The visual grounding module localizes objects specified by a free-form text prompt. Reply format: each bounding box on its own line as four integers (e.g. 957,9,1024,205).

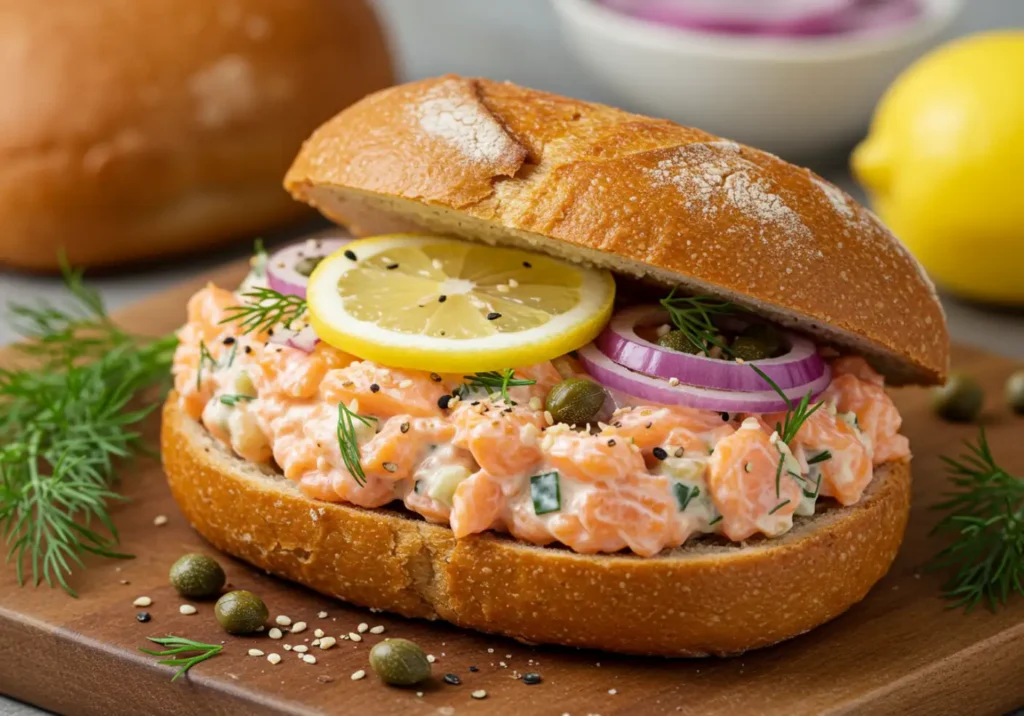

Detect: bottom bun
161,396,912,657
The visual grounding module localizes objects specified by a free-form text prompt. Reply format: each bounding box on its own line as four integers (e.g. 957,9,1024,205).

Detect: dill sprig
928,429,1024,613
139,635,224,681
219,287,307,335
659,288,734,356
336,402,377,487
454,369,537,405
1,262,177,596
749,364,824,497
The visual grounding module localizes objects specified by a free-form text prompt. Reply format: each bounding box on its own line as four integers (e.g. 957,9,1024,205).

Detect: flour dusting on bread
416,79,520,165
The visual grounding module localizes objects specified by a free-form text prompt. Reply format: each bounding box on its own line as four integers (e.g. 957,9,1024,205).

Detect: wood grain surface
1,259,1022,716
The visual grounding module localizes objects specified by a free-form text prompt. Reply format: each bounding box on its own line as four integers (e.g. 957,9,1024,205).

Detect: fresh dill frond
219,287,307,335
219,394,254,407
454,369,537,405
928,429,1024,613
139,635,224,681
659,288,734,356
1,263,177,596
749,364,824,497
336,402,377,487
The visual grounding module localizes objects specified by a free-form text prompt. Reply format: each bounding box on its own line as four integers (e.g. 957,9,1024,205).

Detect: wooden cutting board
2,259,1023,716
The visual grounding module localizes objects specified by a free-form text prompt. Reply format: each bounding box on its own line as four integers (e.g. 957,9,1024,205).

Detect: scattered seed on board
302,655,317,665
179,605,197,615
317,611,329,619
427,654,436,663
132,596,152,608
268,628,283,640
153,515,168,527
369,625,385,634
248,649,265,657
293,645,309,653
275,615,292,627
443,673,461,685
357,622,368,633
609,688,618,695
351,670,366,681
135,612,150,623
267,653,282,665
291,621,307,634
314,628,325,638
319,637,337,650
472,690,487,700
349,632,363,642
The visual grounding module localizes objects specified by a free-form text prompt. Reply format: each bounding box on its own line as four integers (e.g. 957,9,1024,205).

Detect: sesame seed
432,258,444,270
427,654,436,663
291,621,307,634
438,295,447,303
529,397,542,411
399,379,414,389
344,249,357,261
382,462,398,473
284,645,292,651
369,625,385,634
386,263,399,270
486,312,501,321
523,672,542,685
269,628,283,639
351,669,366,681
348,632,362,642
497,284,510,293
135,612,150,623
132,596,152,608
248,649,265,657
317,611,328,618
544,411,554,426
487,648,494,654
448,395,461,408
153,515,168,526
319,637,337,650
275,615,292,627
267,653,282,665
522,261,532,268
668,377,680,386
179,605,197,615
314,628,325,638
609,688,618,695
607,439,616,447
444,673,461,685
293,645,308,653
508,279,519,288
357,622,368,633
303,655,317,665
472,690,487,699
430,373,442,382
675,447,685,458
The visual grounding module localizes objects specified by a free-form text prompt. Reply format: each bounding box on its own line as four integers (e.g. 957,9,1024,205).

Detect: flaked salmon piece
707,423,801,541
824,373,910,465
605,405,736,467
542,431,646,486
506,361,565,403
450,470,506,538
451,401,545,477
772,409,873,505
831,356,884,386
321,361,450,418
251,343,354,400
360,417,454,483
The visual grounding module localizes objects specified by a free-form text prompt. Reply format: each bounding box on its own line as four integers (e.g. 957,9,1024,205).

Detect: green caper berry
214,590,268,635
1006,370,1024,415
731,336,774,362
294,256,324,277
736,324,784,358
169,553,226,599
368,638,431,686
656,330,699,354
931,372,984,422
544,378,609,426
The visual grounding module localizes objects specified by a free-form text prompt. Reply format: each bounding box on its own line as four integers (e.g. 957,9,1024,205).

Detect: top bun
0,0,393,271
285,76,948,385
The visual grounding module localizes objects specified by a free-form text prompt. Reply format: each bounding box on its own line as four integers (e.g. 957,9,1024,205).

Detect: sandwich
161,76,949,656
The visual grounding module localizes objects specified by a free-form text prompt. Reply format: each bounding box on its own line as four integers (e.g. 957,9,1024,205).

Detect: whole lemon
853,31,1024,304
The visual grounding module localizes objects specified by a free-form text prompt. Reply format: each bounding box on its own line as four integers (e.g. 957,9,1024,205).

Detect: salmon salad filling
172,277,910,558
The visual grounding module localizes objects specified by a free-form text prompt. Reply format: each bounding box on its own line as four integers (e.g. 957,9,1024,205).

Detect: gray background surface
1,1,1023,714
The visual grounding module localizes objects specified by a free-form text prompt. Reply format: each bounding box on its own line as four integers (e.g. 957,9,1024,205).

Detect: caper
731,324,784,361
214,590,268,635
368,638,431,686
545,378,608,426
931,372,984,422
169,553,226,599
656,330,699,354
294,255,324,277
1006,370,1024,415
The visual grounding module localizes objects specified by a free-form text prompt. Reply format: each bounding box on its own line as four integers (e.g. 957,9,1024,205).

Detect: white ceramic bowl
553,0,963,157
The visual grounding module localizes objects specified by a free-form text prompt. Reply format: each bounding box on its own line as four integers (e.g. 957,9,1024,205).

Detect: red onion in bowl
577,343,831,414
596,305,825,392
266,237,353,299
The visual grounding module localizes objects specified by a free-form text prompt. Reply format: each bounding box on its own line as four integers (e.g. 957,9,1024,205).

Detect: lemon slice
306,234,616,372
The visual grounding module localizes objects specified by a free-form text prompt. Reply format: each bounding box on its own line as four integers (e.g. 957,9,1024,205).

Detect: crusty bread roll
0,0,393,271
285,76,948,386
162,397,911,657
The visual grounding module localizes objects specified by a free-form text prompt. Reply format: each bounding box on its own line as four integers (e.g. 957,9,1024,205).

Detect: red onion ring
596,305,825,392
578,343,831,414
267,237,353,300
267,325,320,354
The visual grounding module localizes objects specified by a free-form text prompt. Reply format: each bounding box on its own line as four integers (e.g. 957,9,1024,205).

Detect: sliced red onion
578,343,831,414
597,305,824,392
267,325,320,354
266,237,353,299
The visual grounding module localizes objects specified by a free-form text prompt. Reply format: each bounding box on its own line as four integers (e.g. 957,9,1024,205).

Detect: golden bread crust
284,76,948,385
162,396,912,656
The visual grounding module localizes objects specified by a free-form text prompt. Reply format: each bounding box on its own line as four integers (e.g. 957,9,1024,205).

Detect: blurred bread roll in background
0,0,393,271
